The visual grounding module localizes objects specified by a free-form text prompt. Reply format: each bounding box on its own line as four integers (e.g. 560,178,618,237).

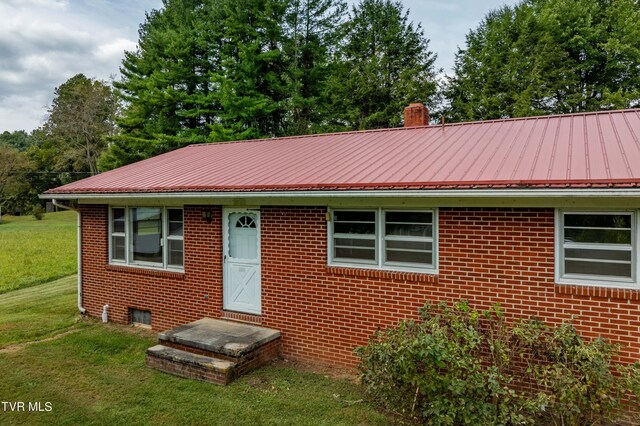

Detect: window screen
561,212,633,281
332,210,377,263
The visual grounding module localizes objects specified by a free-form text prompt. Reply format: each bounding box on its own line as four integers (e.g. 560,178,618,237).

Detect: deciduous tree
444,0,640,121
44,74,118,176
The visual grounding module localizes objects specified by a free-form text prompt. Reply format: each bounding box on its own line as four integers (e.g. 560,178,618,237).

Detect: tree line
2,0,639,214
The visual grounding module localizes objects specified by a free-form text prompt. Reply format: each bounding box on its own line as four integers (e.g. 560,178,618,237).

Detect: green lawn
0,211,77,293
0,278,390,425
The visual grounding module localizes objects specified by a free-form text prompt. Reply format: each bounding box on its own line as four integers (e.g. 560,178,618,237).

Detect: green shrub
32,204,45,220
356,300,640,426
356,301,536,425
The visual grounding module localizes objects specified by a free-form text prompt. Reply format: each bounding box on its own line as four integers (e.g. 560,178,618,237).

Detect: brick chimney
404,103,429,127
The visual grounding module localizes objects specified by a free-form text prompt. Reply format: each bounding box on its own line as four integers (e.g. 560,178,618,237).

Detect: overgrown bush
32,204,45,220
356,300,640,425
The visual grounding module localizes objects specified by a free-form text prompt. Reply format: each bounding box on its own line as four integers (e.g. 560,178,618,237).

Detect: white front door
223,209,261,314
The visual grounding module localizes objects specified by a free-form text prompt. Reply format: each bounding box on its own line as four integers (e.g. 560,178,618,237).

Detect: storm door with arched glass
223,209,261,314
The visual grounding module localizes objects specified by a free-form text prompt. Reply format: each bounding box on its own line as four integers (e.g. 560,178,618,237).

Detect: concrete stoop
146,318,281,385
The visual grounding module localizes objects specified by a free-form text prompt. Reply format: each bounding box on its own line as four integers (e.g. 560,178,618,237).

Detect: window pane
131,207,162,264
385,212,433,237
112,235,125,261
131,309,151,325
168,209,183,236
386,250,432,265
168,239,184,267
565,248,631,262
565,260,631,278
334,222,376,234
228,212,258,259
168,209,183,222
335,237,375,248
335,247,375,261
113,220,125,234
386,240,432,252
564,214,631,229
112,208,125,233
386,211,432,224
168,209,184,237
112,208,125,221
334,211,375,222
386,224,432,237
564,228,631,244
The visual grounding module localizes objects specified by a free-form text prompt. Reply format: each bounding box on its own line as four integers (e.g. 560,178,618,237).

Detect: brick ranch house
43,105,640,367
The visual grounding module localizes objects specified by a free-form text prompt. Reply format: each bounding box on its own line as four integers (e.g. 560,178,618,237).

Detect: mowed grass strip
0,211,77,293
0,280,390,426
0,275,81,349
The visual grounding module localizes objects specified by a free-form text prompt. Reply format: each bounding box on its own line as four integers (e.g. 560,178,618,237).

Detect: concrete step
158,318,280,359
149,318,281,384
146,344,236,385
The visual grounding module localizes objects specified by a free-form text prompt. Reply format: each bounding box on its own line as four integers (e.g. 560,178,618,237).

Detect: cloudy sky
0,0,517,133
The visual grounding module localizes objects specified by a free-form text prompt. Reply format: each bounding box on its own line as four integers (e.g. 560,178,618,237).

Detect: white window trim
109,206,184,272
555,209,639,289
328,207,438,274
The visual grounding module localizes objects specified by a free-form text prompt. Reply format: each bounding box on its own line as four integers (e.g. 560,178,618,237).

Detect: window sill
326,265,438,283
105,263,185,279
555,283,640,300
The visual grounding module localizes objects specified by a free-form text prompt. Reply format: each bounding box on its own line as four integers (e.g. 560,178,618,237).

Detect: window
167,209,184,268
384,211,434,267
330,209,436,272
109,207,184,270
333,210,377,264
130,308,151,327
557,211,636,287
111,208,126,262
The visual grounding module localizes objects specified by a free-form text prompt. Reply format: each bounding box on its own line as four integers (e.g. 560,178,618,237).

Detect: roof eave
40,187,640,201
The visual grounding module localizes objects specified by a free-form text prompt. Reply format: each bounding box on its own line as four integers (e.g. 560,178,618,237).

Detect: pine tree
283,0,347,134
208,0,290,141
327,0,437,130
102,0,220,168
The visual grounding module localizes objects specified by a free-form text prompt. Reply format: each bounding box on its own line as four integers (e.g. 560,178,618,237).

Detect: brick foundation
80,205,640,367
146,348,233,385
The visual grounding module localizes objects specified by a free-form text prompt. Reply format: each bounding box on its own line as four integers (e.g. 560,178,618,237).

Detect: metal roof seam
546,114,562,180
490,118,527,181
622,111,640,152
583,114,591,180
566,116,573,180
365,129,427,182
527,116,551,181
509,117,538,181
446,118,497,178
607,113,633,178
472,119,517,181
595,113,612,179
397,119,474,182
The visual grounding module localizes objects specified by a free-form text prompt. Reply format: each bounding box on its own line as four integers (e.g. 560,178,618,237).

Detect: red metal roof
46,109,640,195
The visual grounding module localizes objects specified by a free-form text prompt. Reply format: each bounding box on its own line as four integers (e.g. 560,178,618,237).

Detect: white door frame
222,207,261,314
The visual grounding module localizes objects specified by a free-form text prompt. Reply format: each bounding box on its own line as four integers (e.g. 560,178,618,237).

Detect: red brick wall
80,205,223,330
80,205,640,366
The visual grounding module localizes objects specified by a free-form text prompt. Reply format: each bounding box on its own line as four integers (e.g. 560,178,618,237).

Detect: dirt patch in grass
0,327,82,353
274,357,360,383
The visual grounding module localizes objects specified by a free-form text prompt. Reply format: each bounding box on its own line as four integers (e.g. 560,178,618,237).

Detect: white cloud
0,92,49,132
4,0,68,9
0,0,159,131
94,38,137,64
